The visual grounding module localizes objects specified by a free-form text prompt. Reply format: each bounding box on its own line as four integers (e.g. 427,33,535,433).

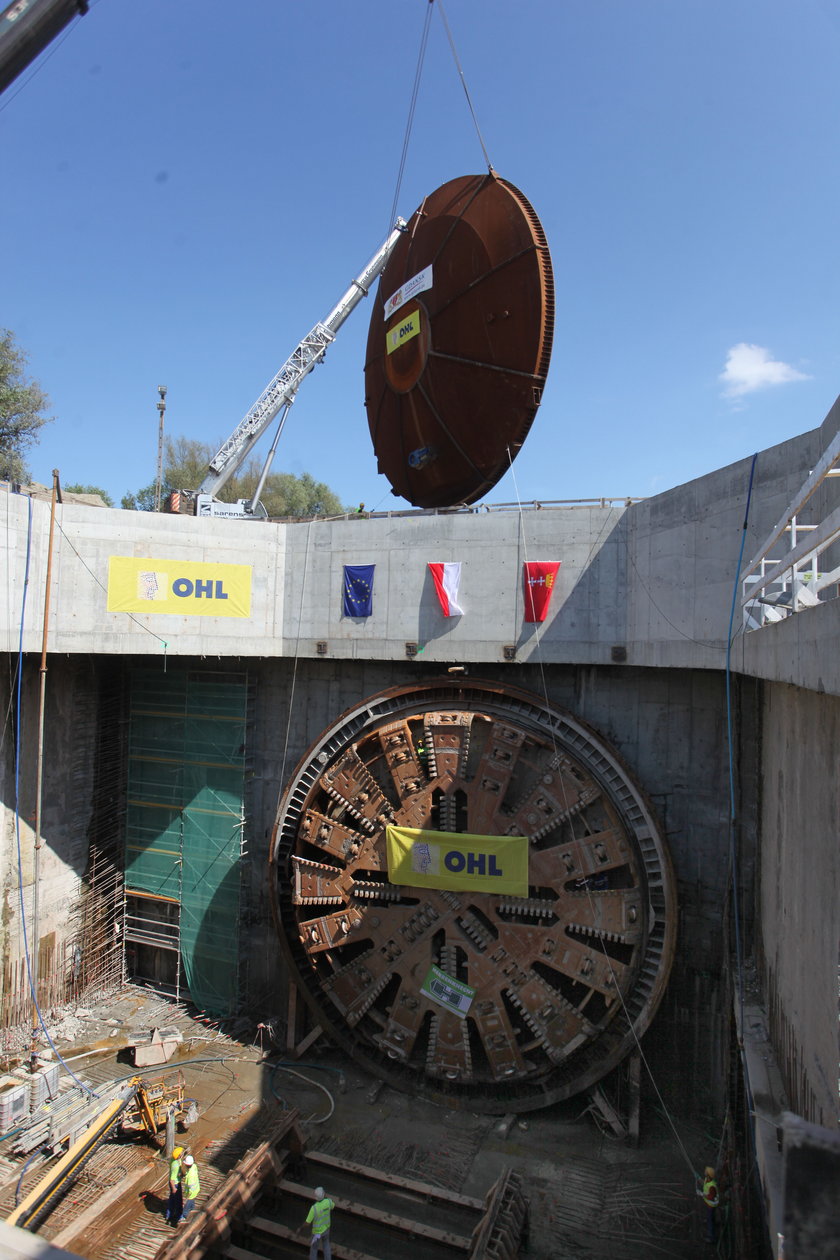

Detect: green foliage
0,329,52,482
122,482,164,512
259,470,346,519
122,436,347,517
64,482,115,507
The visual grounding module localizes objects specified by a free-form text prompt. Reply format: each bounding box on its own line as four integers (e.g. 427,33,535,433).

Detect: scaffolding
123,667,248,1016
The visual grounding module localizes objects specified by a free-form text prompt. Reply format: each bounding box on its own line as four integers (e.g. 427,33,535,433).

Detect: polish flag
428,562,464,616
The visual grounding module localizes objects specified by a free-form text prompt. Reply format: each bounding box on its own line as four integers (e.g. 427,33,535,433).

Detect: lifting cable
506,449,700,1184
387,0,435,233
278,517,315,796
436,0,493,171
388,0,494,236
724,452,757,1042
721,453,760,1185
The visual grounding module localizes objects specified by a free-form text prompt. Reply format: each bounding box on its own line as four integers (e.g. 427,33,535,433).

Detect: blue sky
3,0,839,510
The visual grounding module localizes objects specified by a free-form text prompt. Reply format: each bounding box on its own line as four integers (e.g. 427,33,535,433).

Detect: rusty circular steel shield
270,680,676,1112
364,174,555,508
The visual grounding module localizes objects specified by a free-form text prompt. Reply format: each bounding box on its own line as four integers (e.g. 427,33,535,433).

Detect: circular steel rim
364,173,555,509
270,679,676,1112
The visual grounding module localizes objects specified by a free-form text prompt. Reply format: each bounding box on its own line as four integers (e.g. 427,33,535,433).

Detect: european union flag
343,564,375,617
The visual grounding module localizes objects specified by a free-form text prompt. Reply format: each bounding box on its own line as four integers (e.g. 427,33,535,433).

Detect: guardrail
740,429,840,630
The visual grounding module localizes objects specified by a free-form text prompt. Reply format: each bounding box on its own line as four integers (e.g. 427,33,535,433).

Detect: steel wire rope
718,452,759,1235
277,516,314,798
520,469,746,1209
387,0,435,234
12,496,100,1097
615,509,727,649
724,452,757,1041
3,488,21,750
0,652,19,760
505,451,699,1184
0,0,106,116
51,514,169,651
436,0,493,171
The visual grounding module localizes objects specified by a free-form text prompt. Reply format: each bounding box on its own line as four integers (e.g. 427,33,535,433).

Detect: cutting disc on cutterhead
364,172,554,508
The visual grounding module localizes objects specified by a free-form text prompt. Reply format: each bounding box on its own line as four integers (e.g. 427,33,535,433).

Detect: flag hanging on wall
343,564,375,617
523,561,561,622
428,562,464,616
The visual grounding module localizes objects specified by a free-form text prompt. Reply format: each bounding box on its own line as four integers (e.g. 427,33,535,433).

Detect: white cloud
719,343,810,398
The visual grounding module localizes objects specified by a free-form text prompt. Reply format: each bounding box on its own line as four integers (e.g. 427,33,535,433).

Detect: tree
122,436,347,517
260,470,346,519
64,483,114,507
0,329,53,482
121,482,159,512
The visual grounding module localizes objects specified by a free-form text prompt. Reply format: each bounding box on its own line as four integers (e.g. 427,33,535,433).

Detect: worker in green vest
304,1186,335,1259
165,1145,183,1224
698,1165,719,1241
179,1153,200,1223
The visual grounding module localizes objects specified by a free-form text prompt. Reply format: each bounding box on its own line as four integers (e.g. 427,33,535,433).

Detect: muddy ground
0,985,721,1259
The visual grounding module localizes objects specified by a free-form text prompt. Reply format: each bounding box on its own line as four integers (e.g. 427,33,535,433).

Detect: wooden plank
292,1021,324,1058
268,1183,473,1250
233,1220,382,1260
306,1148,485,1210
589,1085,626,1139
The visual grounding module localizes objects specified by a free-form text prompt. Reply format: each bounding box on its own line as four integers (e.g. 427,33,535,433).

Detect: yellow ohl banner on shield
107,557,252,618
386,825,529,897
386,309,421,355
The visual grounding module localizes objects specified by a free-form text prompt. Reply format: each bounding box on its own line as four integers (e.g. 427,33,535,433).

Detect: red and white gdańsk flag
428,562,464,616
523,561,561,622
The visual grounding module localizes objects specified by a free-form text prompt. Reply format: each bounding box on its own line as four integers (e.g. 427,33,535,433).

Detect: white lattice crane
188,219,406,518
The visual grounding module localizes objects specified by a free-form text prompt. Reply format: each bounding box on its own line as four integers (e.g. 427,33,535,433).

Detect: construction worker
165,1145,183,1224
304,1186,335,1259
179,1153,200,1223
698,1165,719,1242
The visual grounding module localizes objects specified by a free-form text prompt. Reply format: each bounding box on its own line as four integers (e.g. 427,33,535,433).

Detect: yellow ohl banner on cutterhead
386,825,529,897
386,308,421,355
107,557,252,618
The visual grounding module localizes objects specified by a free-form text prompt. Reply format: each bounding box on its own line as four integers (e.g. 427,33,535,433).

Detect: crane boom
198,218,407,501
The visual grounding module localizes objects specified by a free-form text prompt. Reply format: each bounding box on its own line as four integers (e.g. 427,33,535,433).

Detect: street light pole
155,385,167,512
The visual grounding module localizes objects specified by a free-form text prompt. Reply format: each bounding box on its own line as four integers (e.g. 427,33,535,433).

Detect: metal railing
740,428,840,630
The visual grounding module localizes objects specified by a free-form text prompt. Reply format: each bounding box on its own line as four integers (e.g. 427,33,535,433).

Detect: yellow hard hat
704,1166,715,1178
172,1147,184,1158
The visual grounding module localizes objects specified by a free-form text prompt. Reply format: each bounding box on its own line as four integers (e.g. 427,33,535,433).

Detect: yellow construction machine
119,1070,197,1137
5,1072,197,1232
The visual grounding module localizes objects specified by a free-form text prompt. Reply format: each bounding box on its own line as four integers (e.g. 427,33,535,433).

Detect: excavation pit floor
0,985,720,1260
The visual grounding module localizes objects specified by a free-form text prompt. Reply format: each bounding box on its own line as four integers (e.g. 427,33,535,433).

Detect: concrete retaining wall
2,401,839,1141
756,681,840,1129
0,659,96,1025
0,415,834,691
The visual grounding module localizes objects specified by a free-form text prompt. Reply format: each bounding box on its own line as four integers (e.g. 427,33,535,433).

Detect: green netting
125,668,247,1016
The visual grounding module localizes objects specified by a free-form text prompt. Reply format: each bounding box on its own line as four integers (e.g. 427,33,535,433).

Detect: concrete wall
2,402,839,1147
756,681,840,1129
0,658,96,1023
0,415,832,689
2,644,745,1110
